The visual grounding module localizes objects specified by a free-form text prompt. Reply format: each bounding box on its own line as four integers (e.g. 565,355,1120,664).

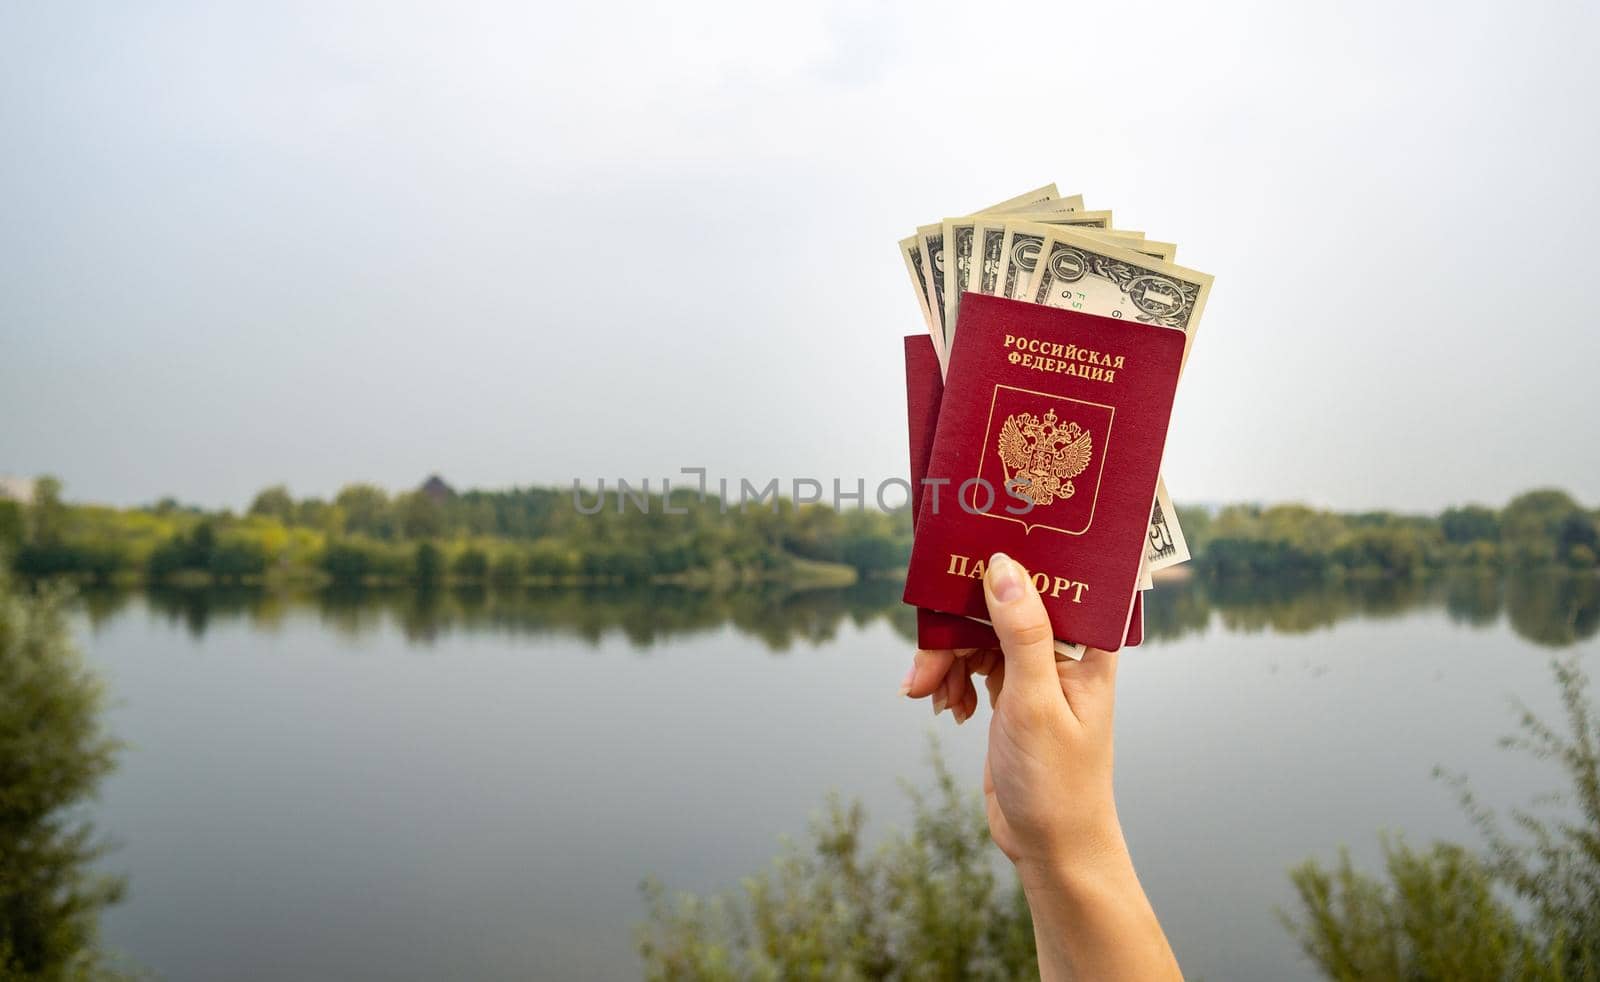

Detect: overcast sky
2,0,1596,512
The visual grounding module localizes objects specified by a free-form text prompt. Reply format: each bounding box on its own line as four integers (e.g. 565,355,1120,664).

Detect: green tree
25,477,64,548
396,492,444,540
247,485,296,522
334,484,395,539
289,497,343,537
1331,526,1427,576
1500,490,1584,566
0,572,129,978
318,542,372,586
1442,505,1500,545
0,501,23,560
1175,505,1214,554
413,542,443,586
1557,513,1599,568
451,548,489,581
207,538,267,582
489,553,522,587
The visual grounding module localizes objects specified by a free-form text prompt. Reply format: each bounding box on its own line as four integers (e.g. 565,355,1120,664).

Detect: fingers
936,666,962,717
982,552,1062,702
938,666,979,723
955,668,979,722
984,658,1005,709
901,647,996,723
968,648,1000,678
900,648,955,699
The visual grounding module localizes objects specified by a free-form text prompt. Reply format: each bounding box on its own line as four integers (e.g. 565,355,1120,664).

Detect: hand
898,552,1180,981
973,551,1123,878
898,553,1123,872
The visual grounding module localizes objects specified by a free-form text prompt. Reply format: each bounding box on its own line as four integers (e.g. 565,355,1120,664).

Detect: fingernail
898,663,916,698
932,689,948,716
955,706,968,726
988,552,1025,603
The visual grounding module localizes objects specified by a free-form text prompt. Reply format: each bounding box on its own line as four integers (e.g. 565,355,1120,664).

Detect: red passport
903,295,1181,651
903,332,1141,652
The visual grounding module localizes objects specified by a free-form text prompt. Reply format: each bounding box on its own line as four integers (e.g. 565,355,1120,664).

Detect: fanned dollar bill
1088,231,1176,262
1023,224,1214,369
994,213,1113,302
943,197,1091,339
914,223,949,352
907,185,1069,361
1147,478,1191,574
968,217,1116,299
898,235,937,338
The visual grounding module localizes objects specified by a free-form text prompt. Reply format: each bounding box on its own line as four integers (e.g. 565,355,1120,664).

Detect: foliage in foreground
1284,657,1600,981
636,749,1036,981
0,572,130,980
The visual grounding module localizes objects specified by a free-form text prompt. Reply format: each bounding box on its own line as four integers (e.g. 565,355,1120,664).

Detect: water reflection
75,572,1600,651
45,570,1600,981
1155,572,1599,648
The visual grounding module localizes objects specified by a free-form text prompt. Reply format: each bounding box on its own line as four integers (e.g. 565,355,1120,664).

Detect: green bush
1286,840,1561,981
526,541,580,580
0,573,128,977
317,537,411,586
636,748,1035,980
413,542,443,586
13,542,129,583
1286,657,1600,980
450,548,489,581
207,540,267,581
144,522,266,583
489,553,522,586
1442,505,1501,545
0,501,21,557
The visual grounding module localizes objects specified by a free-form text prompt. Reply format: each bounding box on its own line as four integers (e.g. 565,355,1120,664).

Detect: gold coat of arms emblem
997,408,1094,507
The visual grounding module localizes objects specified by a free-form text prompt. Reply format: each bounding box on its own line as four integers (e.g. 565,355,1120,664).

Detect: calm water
66,576,1600,981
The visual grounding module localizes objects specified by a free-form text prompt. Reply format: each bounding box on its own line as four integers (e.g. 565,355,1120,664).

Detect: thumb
982,552,1060,697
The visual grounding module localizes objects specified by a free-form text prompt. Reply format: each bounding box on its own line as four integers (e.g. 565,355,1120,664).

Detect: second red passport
903,294,1183,652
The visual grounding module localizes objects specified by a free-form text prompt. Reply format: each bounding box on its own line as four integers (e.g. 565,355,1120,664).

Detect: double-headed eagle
998,408,1093,507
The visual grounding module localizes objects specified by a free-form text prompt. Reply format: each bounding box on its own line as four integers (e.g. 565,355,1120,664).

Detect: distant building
419,475,456,504
0,476,36,502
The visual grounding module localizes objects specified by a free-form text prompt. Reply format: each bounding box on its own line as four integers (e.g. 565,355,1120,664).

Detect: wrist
1015,825,1135,905
1014,836,1178,982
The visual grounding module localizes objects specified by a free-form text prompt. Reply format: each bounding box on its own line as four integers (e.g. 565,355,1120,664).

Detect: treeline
1,477,1595,588
0,478,912,588
1176,488,1599,579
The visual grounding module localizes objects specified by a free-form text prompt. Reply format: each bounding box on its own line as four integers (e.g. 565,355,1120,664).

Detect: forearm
1019,849,1181,982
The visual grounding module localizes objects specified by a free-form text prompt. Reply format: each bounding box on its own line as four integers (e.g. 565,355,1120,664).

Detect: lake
66,575,1600,980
